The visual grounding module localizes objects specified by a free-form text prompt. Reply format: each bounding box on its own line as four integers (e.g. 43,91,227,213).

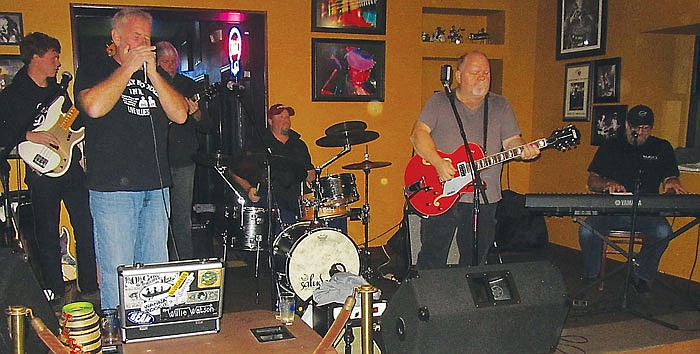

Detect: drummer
231,104,315,227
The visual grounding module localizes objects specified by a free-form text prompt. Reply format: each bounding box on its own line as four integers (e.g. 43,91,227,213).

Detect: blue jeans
90,188,170,310
169,164,195,260
578,215,671,282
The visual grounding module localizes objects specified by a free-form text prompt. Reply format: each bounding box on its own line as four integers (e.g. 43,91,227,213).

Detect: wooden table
122,310,332,354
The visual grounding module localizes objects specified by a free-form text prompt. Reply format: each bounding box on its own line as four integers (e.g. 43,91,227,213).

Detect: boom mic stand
442,69,489,266
619,131,678,329
227,85,285,309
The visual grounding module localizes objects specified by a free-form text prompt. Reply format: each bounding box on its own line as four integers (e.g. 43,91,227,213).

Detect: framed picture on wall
591,105,627,145
0,13,23,45
311,0,386,35
556,0,607,60
312,38,385,102
593,57,620,103
563,61,592,121
0,55,24,92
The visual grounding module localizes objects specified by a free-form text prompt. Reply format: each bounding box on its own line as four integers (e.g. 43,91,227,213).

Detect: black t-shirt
74,55,171,191
245,129,313,210
161,70,210,168
588,135,679,194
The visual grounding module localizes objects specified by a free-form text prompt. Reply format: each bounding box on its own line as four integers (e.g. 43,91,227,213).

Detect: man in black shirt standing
155,41,210,260
579,105,686,293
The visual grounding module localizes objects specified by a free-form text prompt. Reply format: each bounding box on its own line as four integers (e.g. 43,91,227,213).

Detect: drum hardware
342,147,392,280
196,154,275,305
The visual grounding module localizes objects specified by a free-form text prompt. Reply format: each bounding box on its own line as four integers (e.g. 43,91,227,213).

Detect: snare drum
231,207,268,251
298,193,348,221
273,222,360,301
318,173,359,206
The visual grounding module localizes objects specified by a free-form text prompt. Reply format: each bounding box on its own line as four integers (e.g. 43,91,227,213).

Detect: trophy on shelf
448,26,465,44
468,28,490,44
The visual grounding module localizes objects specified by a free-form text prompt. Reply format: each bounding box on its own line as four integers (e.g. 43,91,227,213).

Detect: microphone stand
443,84,489,266
228,86,282,309
620,131,677,329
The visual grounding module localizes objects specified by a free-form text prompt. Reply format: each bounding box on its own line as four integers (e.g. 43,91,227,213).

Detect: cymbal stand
358,149,376,280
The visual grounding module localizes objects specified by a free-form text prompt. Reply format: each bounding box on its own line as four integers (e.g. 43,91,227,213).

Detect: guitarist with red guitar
0,32,99,311
408,51,542,270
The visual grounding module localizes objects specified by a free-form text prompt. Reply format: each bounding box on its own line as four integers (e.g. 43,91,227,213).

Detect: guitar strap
483,93,489,154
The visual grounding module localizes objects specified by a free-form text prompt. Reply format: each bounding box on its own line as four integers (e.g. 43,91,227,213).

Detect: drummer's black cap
267,104,295,119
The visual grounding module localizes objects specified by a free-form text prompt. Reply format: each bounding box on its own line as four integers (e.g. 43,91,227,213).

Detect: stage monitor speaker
380,261,568,354
0,248,58,354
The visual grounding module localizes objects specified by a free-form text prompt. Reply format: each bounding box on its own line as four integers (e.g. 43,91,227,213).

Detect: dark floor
220,242,700,353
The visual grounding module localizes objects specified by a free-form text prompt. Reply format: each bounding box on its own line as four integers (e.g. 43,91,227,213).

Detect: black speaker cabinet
380,261,568,354
0,248,58,354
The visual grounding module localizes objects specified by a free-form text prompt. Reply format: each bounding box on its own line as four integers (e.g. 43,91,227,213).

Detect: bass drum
273,222,360,301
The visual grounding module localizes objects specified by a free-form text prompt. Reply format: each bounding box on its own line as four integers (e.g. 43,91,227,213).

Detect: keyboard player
579,105,686,295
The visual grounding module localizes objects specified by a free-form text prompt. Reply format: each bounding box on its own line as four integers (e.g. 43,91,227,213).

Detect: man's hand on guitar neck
185,97,201,121
504,135,540,161
26,131,59,149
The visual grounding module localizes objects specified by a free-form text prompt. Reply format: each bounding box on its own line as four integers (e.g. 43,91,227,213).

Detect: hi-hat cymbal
325,121,368,136
193,152,235,167
316,130,379,147
342,160,392,170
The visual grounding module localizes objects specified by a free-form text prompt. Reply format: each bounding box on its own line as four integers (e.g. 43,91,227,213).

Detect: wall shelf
422,7,505,46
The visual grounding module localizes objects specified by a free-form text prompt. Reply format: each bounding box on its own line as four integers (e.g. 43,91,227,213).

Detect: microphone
440,64,453,88
58,71,73,91
226,80,246,93
631,130,639,138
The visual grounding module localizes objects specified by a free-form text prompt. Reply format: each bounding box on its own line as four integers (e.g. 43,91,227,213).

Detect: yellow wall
3,0,699,281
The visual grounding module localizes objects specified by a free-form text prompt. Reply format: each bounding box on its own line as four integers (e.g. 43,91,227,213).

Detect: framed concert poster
312,38,385,102
0,55,24,92
591,105,627,145
563,61,592,121
0,13,23,45
556,0,607,60
311,0,386,35
593,57,620,103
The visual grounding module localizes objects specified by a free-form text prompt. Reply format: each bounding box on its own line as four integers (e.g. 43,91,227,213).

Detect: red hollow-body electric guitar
404,125,580,217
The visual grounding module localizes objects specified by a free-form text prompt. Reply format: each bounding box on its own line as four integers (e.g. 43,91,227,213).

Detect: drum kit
194,120,391,304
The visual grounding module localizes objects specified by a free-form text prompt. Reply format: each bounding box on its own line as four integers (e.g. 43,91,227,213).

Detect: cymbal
193,152,235,167
325,121,368,136
316,130,379,147
232,151,308,184
342,160,392,170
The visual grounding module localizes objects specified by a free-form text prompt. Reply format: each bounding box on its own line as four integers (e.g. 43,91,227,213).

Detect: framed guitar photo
311,0,386,35
556,0,607,60
563,61,593,121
